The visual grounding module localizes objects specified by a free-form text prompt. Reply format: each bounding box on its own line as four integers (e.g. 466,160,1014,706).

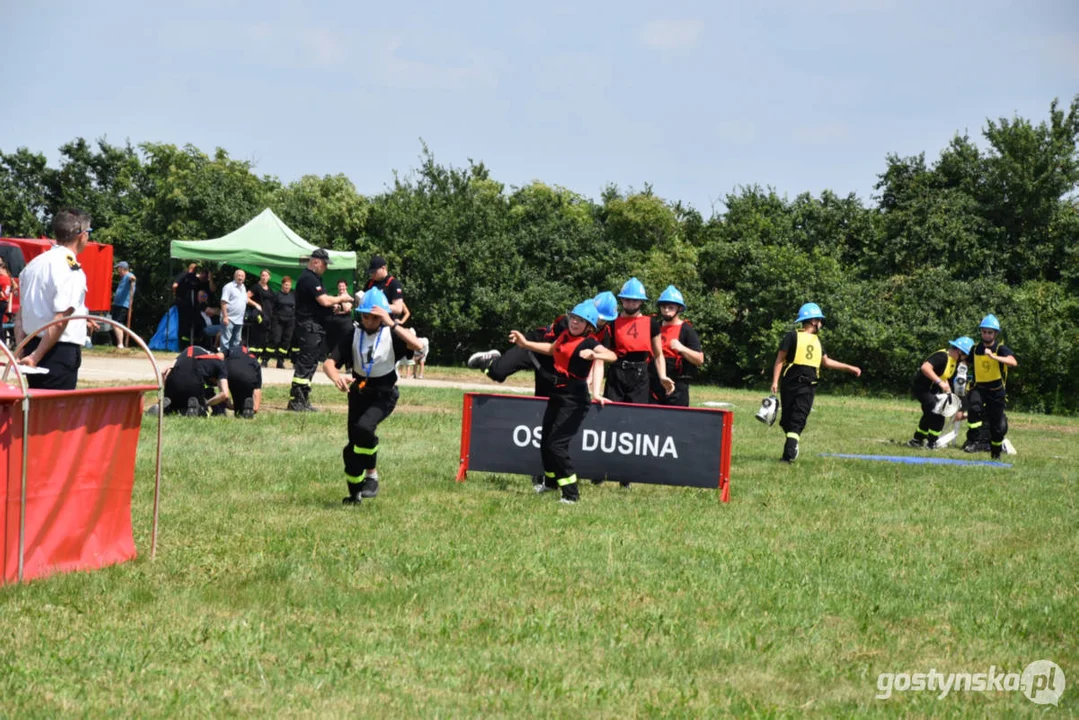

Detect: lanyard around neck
359,327,384,377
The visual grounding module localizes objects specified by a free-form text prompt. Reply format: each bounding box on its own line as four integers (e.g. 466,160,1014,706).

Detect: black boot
287,384,307,412
343,481,362,505
782,437,799,463
302,384,319,412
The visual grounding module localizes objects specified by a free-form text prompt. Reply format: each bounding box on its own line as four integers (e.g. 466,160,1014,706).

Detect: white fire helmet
755,395,778,426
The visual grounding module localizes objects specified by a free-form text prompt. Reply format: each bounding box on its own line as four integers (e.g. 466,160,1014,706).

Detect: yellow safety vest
938,350,957,381
973,345,1005,386
785,331,822,374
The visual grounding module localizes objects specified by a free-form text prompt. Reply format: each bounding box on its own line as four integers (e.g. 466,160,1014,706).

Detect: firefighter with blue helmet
770,302,862,462
650,285,704,406
907,336,974,449
323,287,426,505
599,277,657,405
963,314,1017,459
507,300,617,504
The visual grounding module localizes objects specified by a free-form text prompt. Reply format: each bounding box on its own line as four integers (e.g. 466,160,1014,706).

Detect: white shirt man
14,208,91,390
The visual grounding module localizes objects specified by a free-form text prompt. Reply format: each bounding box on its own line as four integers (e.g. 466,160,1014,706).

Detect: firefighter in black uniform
507,301,616,504
225,344,263,418
963,314,1018,459
247,269,275,366
288,249,352,412
907,336,974,449
271,275,296,368
601,277,658,405
364,255,409,322
649,285,705,407
770,303,862,463
323,288,425,505
163,346,229,416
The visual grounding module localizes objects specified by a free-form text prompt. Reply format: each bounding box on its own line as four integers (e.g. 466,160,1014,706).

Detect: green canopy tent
169,208,357,292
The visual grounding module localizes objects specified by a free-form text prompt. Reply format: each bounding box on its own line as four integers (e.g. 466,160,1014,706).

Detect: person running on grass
323,288,426,505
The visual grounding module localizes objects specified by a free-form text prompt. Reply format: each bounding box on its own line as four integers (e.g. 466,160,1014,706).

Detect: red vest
612,315,652,356
552,331,588,379
659,321,688,372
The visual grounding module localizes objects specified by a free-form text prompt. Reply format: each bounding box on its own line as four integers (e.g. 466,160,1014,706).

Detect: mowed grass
1,377,1076,717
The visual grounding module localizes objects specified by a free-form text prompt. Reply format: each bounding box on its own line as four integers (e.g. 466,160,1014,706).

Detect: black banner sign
456,393,732,500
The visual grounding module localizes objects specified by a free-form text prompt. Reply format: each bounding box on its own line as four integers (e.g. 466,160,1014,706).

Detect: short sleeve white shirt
18,246,88,345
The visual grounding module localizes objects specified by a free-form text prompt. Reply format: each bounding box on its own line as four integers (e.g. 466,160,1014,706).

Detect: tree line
2,97,1077,413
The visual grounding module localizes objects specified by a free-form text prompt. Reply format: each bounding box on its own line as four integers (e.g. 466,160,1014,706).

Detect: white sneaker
534,483,554,494
559,497,577,505
467,349,501,370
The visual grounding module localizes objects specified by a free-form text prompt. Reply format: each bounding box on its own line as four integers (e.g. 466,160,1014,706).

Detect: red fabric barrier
1,384,152,583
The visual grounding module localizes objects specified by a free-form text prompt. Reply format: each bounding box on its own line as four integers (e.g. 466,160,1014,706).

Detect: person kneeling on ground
770,303,862,463
225,344,263,419
162,346,229,417
323,288,426,505
507,300,617,505
907,336,973,449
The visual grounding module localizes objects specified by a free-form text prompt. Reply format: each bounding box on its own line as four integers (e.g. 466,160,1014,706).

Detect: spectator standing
111,261,136,348
220,269,255,354
247,269,275,366
271,275,296,369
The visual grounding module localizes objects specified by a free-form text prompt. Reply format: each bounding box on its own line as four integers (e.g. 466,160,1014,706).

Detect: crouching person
163,346,229,416
323,288,425,505
908,337,973,449
225,345,263,418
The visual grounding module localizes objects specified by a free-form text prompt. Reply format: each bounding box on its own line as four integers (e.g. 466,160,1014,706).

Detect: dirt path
76,353,530,393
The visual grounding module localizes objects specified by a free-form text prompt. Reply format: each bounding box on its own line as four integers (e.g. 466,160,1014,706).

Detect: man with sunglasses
13,208,92,389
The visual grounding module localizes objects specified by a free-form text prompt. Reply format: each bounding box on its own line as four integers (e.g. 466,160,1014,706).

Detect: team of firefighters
157,251,1018,506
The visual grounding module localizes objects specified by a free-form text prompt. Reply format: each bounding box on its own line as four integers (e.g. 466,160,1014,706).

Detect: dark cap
310,248,330,262
366,255,387,273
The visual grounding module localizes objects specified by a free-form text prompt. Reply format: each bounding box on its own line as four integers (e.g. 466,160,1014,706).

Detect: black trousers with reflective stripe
291,319,325,383
247,316,271,359
914,391,947,437
540,385,589,500
965,386,1007,445
271,315,295,359
343,384,398,476
779,381,815,436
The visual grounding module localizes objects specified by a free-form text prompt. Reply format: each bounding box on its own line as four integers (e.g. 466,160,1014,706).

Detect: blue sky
2,0,1077,215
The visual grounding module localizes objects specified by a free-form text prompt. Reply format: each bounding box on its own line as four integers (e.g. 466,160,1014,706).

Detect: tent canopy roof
169,208,356,272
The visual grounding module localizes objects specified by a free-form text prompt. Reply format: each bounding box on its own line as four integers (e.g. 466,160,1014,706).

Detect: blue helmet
569,300,600,329
796,302,825,323
593,291,618,322
949,336,975,356
618,277,648,301
657,285,686,310
979,314,1001,332
356,287,390,315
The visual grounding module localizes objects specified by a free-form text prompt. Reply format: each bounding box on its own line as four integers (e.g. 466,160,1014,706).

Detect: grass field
1,375,1076,717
